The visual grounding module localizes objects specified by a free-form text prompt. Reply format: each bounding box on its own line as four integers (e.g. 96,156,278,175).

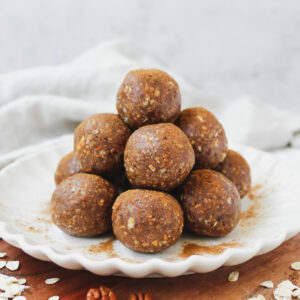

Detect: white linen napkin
0,40,299,169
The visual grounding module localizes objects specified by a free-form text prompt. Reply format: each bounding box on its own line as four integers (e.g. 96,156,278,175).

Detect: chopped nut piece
86,286,116,300
128,292,152,300
148,164,156,172
6,261,19,271
45,278,60,285
291,261,300,271
0,253,7,258
260,281,274,289
127,218,135,230
228,271,239,282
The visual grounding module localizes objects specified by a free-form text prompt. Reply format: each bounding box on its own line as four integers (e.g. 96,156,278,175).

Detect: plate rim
0,140,299,278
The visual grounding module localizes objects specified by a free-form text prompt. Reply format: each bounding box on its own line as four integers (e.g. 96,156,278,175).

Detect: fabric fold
0,40,299,169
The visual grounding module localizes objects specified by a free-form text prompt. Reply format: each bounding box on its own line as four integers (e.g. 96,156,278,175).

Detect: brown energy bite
178,169,241,237
54,151,80,185
112,189,184,253
176,107,228,169
74,113,131,177
215,150,251,198
116,69,181,129
51,173,118,237
124,123,195,191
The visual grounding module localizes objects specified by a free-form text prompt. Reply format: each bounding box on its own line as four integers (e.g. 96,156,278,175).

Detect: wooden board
0,234,299,300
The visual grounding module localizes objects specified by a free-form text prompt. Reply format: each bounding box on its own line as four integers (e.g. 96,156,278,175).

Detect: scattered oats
0,261,6,269
45,278,60,285
248,296,265,300
293,288,300,298
6,261,19,271
0,274,28,299
260,281,274,289
45,278,60,284
18,279,26,285
227,197,232,205
127,218,135,230
228,271,239,282
13,296,26,300
0,253,6,258
48,297,60,300
274,280,300,300
291,262,300,271
197,146,202,152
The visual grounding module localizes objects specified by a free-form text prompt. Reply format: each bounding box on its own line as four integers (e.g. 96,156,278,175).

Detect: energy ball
74,113,131,177
116,69,181,129
176,107,228,169
54,151,80,185
124,123,195,191
112,189,184,253
51,173,118,237
178,169,240,237
215,150,251,198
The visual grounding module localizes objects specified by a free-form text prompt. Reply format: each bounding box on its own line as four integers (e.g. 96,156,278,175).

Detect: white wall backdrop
0,0,299,111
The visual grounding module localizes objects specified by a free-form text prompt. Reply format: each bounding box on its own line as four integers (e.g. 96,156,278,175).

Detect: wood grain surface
0,234,299,300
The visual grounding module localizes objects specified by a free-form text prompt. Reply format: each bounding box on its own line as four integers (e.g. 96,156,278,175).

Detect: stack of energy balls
52,69,251,253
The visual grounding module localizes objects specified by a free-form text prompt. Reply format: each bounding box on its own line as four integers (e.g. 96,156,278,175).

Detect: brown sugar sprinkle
15,219,44,234
27,226,42,234
179,241,240,258
88,238,117,257
40,201,52,215
36,217,52,224
248,184,263,201
128,292,152,300
240,184,264,227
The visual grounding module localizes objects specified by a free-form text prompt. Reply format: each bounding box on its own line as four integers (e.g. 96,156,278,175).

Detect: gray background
0,0,299,112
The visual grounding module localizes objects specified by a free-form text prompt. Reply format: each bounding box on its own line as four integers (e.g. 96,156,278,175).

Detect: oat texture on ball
215,150,251,198
74,113,131,177
112,189,184,253
54,151,80,185
124,123,195,191
51,173,118,237
176,107,228,169
116,69,181,129
178,169,241,237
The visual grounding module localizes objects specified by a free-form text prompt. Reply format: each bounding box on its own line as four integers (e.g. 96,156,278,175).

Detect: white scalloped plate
0,138,299,278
